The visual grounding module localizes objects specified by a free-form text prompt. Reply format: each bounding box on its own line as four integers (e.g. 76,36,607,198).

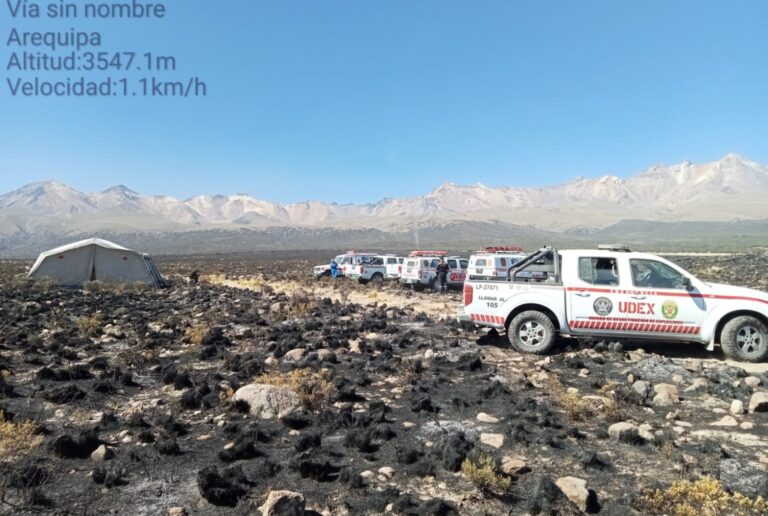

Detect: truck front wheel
508,310,556,355
721,315,768,362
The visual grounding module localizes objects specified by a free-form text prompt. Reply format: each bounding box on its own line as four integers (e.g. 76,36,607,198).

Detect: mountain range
2,153,768,257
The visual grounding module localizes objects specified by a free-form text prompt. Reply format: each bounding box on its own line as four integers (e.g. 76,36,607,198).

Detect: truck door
621,258,705,336
447,259,465,285
567,256,622,333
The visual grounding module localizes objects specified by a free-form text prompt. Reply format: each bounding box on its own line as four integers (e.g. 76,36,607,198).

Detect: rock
283,349,306,362
652,383,680,406
631,380,649,397
745,376,762,388
90,445,114,462
555,476,595,513
719,459,768,499
424,349,435,359
741,421,755,430
386,309,396,319
232,384,301,419
476,412,499,423
167,508,187,516
316,349,336,362
377,466,395,479
711,415,738,427
480,433,505,449
349,340,362,354
270,302,283,313
608,422,641,443
730,399,745,415
264,356,278,367
501,456,528,475
684,377,710,392
258,490,305,516
748,392,768,413
637,424,655,441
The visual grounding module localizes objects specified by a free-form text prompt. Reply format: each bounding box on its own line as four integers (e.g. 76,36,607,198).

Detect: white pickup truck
458,246,768,362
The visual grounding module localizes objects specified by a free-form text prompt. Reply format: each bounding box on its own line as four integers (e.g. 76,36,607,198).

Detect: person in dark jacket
435,258,449,293
330,259,339,279
189,270,200,285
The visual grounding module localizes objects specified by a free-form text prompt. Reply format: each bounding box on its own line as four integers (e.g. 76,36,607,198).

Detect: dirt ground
0,254,767,515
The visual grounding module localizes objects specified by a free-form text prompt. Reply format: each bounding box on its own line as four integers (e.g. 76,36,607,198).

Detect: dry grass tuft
636,477,767,516
548,376,621,422
185,322,210,345
461,454,512,494
0,411,42,462
76,314,103,338
255,368,335,410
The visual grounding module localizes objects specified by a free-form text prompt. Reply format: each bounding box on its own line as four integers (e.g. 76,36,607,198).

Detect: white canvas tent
27,238,165,287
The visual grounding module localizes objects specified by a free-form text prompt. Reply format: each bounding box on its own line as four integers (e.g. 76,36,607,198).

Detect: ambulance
399,251,468,291
312,251,377,278
467,246,528,280
458,245,768,362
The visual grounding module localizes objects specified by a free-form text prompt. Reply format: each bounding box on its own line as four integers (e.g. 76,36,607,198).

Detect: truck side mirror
682,277,693,291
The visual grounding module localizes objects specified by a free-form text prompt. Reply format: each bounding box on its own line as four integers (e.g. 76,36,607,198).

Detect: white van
467,246,527,280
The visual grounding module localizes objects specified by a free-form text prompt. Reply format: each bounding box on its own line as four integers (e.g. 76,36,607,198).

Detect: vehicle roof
558,249,666,261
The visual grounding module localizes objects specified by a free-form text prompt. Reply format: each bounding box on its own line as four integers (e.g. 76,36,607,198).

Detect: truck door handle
575,292,591,297
631,295,646,300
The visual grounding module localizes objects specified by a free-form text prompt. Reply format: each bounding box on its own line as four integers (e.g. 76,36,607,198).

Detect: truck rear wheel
371,273,384,284
721,315,768,362
508,310,556,355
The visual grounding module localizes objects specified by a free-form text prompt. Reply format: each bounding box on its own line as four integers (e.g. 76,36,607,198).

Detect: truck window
387,258,397,265
429,259,440,268
447,259,458,269
579,257,619,285
474,258,487,267
499,258,506,267
630,259,685,289
406,260,417,268
511,250,557,283
460,259,468,269
423,260,430,268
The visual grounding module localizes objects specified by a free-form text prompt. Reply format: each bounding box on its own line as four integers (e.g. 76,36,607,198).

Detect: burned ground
0,254,767,515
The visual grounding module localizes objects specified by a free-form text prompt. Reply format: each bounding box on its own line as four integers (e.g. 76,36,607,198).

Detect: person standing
330,259,339,279
435,258,449,293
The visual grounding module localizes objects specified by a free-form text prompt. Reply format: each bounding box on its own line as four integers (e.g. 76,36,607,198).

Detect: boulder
501,456,528,475
233,384,301,419
631,380,649,397
258,490,305,516
90,444,114,462
476,412,499,423
745,376,762,388
730,399,745,415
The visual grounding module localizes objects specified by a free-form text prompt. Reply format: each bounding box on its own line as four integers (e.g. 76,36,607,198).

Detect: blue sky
1,0,766,204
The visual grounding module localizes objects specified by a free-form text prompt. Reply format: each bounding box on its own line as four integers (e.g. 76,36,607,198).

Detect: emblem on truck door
593,297,613,316
661,300,679,320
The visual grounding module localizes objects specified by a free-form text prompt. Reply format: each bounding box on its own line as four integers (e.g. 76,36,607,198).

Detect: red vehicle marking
566,287,768,305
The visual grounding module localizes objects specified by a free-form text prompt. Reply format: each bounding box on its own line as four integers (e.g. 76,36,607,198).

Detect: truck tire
371,273,384,284
721,315,768,362
413,283,424,292
508,310,556,355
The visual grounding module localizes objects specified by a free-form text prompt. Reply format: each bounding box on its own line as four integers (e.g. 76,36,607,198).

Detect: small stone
748,392,768,413
730,400,745,415
556,476,594,512
671,374,685,385
632,380,649,397
349,340,362,354
653,383,680,406
476,412,499,423
386,309,396,319
608,422,640,442
740,421,755,430
90,445,113,462
579,368,590,377
501,456,527,475
480,433,504,448
283,349,306,362
402,421,416,429
258,490,305,516
378,466,395,479
167,508,187,516
745,376,762,388
264,356,278,367
711,415,739,427
638,424,655,441
360,470,374,479
566,387,579,395
424,349,435,359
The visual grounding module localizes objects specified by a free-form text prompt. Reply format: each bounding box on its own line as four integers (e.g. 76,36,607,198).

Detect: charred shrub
434,432,474,472
92,465,127,487
197,465,249,507
49,430,101,459
42,384,86,404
